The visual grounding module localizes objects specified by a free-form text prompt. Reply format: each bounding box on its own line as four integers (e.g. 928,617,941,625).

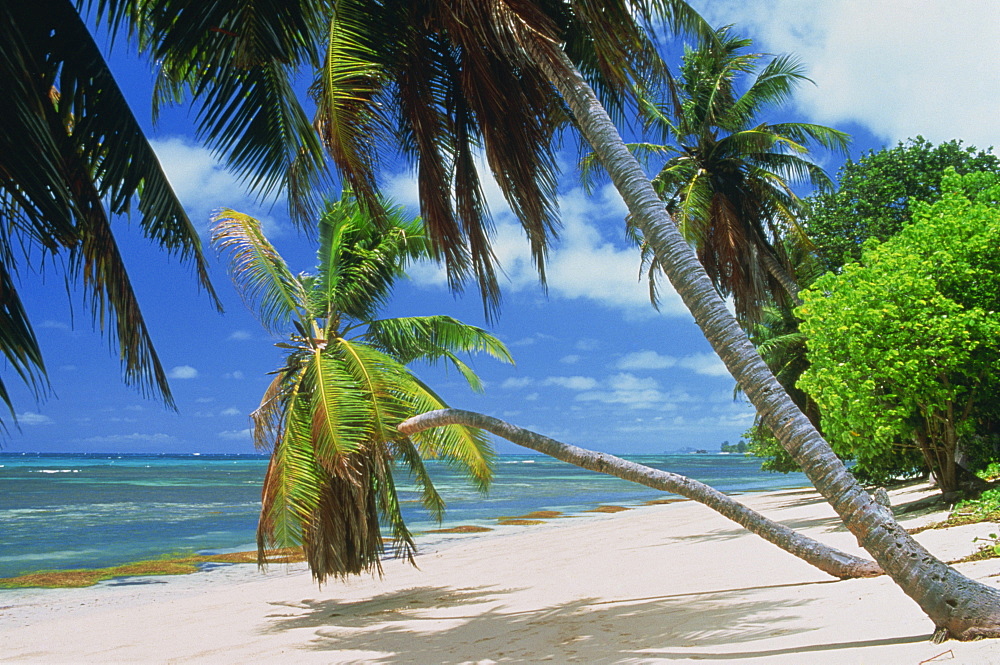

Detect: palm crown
211,192,512,582
627,27,849,321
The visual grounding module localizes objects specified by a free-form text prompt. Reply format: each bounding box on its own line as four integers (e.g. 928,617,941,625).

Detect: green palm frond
313,0,390,221
258,377,321,554
302,347,371,462
127,0,329,223
390,436,446,519
211,209,308,333
363,316,513,368
316,193,426,323
1,0,221,416
406,375,494,490
332,338,412,441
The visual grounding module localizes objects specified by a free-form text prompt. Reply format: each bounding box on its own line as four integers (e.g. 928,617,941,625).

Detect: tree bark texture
399,408,883,579
522,40,1000,640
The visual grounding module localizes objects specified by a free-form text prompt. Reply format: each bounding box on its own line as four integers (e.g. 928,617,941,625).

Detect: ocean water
0,452,809,579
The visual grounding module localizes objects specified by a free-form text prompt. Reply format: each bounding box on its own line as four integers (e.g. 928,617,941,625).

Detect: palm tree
297,2,1000,638
211,192,512,583
85,0,1000,639
0,0,220,421
618,27,849,321
399,408,883,579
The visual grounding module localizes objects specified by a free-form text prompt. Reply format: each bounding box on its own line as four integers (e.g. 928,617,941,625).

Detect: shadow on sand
260,578,928,663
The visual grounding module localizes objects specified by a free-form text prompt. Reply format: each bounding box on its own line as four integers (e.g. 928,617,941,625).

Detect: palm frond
406,375,494,491
303,347,370,463
390,436,446,520
313,0,390,221
136,0,329,223
316,194,426,323
211,209,308,333
363,315,513,368
333,337,411,441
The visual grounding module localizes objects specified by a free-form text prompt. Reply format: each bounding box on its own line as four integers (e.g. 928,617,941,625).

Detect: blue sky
6,2,1000,454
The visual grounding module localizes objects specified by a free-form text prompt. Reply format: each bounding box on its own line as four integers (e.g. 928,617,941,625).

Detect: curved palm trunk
527,42,1000,640
399,408,882,579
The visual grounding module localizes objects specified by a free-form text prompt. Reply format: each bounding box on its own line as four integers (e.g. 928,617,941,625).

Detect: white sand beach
3,482,1000,664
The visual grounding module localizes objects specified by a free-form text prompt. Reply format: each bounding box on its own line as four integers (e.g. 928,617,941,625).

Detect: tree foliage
212,192,512,582
797,170,1000,492
0,0,220,423
804,136,1000,271
604,26,848,322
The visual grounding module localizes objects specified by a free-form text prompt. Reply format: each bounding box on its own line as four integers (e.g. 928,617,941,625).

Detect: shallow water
0,452,809,578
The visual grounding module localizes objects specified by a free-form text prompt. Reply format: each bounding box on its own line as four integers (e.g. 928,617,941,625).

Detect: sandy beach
3,482,1000,664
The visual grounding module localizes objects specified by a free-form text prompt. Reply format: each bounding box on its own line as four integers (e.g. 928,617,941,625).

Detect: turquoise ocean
0,453,809,579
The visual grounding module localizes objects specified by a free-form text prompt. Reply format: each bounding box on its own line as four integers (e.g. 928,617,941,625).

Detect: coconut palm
300,3,1000,638
71,0,1000,639
619,27,849,321
0,0,220,421
211,192,512,583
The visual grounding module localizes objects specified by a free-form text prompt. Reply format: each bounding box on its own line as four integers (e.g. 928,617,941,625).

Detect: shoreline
3,483,1000,663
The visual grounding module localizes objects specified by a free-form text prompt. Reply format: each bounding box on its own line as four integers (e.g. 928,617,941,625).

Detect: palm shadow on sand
261,579,929,663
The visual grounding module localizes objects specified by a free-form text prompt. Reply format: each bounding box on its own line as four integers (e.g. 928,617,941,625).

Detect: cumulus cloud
17,411,53,426
559,354,581,364
150,137,286,236
227,330,253,341
615,350,677,370
220,407,242,416
692,0,1000,150
576,374,664,409
385,161,688,316
168,365,199,380
543,376,600,391
501,377,534,389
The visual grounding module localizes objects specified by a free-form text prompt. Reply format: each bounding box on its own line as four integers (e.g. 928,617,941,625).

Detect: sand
3,482,1000,663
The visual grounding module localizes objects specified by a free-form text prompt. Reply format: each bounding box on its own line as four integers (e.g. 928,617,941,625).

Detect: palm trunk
399,408,882,579
526,41,1000,640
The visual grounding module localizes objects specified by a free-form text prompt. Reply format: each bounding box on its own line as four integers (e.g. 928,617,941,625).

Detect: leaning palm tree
296,4,1000,640
613,27,849,321
93,0,1000,639
0,0,220,421
211,192,512,583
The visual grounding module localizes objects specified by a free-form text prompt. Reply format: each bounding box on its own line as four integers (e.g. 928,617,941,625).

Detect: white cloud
227,330,253,341
543,376,600,391
678,353,729,377
168,365,199,380
693,0,1000,150
150,137,286,236
501,377,534,389
224,371,245,380
386,160,688,316
40,320,69,330
570,373,700,412
559,354,581,364
615,350,677,370
220,407,242,416
18,411,53,426
218,429,252,441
